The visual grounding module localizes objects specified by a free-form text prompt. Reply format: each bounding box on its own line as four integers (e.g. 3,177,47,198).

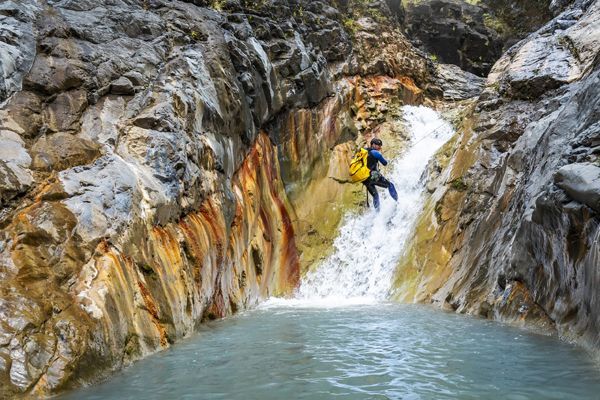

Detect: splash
293,106,455,306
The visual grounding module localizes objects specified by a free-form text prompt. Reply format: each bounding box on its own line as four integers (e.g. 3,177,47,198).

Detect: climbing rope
409,121,450,147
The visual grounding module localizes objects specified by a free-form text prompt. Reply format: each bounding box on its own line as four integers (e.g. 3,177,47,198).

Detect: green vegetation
338,0,390,36
209,0,268,11
210,0,226,10
189,30,200,41
449,177,468,191
488,81,501,93
293,5,308,24
240,0,268,10
343,17,361,36
483,13,510,37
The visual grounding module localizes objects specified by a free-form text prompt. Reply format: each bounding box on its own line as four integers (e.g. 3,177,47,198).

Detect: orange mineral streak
53,128,301,388
355,75,423,109
398,76,423,96
232,132,300,295
279,89,353,183
85,247,168,354
137,280,169,347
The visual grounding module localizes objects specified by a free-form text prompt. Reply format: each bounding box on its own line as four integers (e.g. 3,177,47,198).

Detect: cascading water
295,105,454,304
64,105,600,400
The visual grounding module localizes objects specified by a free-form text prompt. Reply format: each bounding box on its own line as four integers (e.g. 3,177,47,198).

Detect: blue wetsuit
367,150,387,170
363,148,398,209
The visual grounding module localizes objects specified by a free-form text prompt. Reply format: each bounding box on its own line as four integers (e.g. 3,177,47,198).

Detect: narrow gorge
0,0,599,398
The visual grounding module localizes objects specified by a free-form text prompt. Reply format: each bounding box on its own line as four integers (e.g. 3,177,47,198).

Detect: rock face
0,1,40,101
555,163,600,213
403,0,559,76
394,0,600,349
0,0,434,397
481,0,555,47
431,63,485,100
3,0,597,396
404,0,504,76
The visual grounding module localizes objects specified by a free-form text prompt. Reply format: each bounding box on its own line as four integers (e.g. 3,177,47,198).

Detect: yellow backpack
349,148,371,183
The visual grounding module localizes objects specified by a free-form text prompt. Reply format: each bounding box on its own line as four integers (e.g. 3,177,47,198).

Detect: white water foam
273,106,455,308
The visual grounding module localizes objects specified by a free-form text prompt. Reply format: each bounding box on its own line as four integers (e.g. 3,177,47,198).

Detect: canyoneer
349,138,398,210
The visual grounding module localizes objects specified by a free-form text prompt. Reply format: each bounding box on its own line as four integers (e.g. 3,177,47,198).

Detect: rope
409,122,450,147
361,121,450,208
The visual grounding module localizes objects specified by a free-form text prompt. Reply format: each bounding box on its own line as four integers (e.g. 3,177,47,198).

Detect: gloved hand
370,170,381,180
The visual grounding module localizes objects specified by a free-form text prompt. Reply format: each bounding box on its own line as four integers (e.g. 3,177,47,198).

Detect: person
363,138,398,210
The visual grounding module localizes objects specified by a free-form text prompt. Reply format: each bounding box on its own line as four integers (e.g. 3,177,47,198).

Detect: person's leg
373,175,390,189
373,176,398,201
364,181,380,210
388,182,398,201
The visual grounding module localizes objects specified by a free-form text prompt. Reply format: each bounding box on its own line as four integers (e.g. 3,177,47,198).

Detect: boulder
433,63,485,100
30,133,101,172
43,89,89,132
110,77,135,95
0,91,42,138
504,36,581,99
23,56,89,95
488,1,599,100
555,162,600,212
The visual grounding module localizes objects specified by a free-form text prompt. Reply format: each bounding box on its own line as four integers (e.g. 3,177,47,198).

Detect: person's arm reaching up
370,150,388,166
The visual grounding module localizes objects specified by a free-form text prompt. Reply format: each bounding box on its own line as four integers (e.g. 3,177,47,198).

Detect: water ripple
62,304,600,400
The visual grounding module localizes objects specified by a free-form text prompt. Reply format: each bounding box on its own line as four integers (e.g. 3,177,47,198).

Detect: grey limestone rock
418,0,600,352
110,77,135,95
434,63,485,100
488,0,600,100
555,163,600,212
0,1,40,102
0,1,436,396
404,0,503,76
0,130,33,205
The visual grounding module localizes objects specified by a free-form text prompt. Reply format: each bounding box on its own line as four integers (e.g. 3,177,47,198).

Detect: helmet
370,138,383,146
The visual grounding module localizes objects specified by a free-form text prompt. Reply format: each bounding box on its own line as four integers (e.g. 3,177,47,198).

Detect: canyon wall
402,0,558,76
0,0,434,397
394,0,600,350
2,0,597,397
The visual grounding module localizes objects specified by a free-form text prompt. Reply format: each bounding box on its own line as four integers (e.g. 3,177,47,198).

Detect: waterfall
282,106,455,306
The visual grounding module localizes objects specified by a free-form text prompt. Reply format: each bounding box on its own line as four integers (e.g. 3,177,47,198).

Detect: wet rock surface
403,0,504,76
1,0,599,396
481,0,555,46
403,0,560,77
395,0,600,352
488,0,599,100
431,63,485,100
555,163,600,212
0,0,436,397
